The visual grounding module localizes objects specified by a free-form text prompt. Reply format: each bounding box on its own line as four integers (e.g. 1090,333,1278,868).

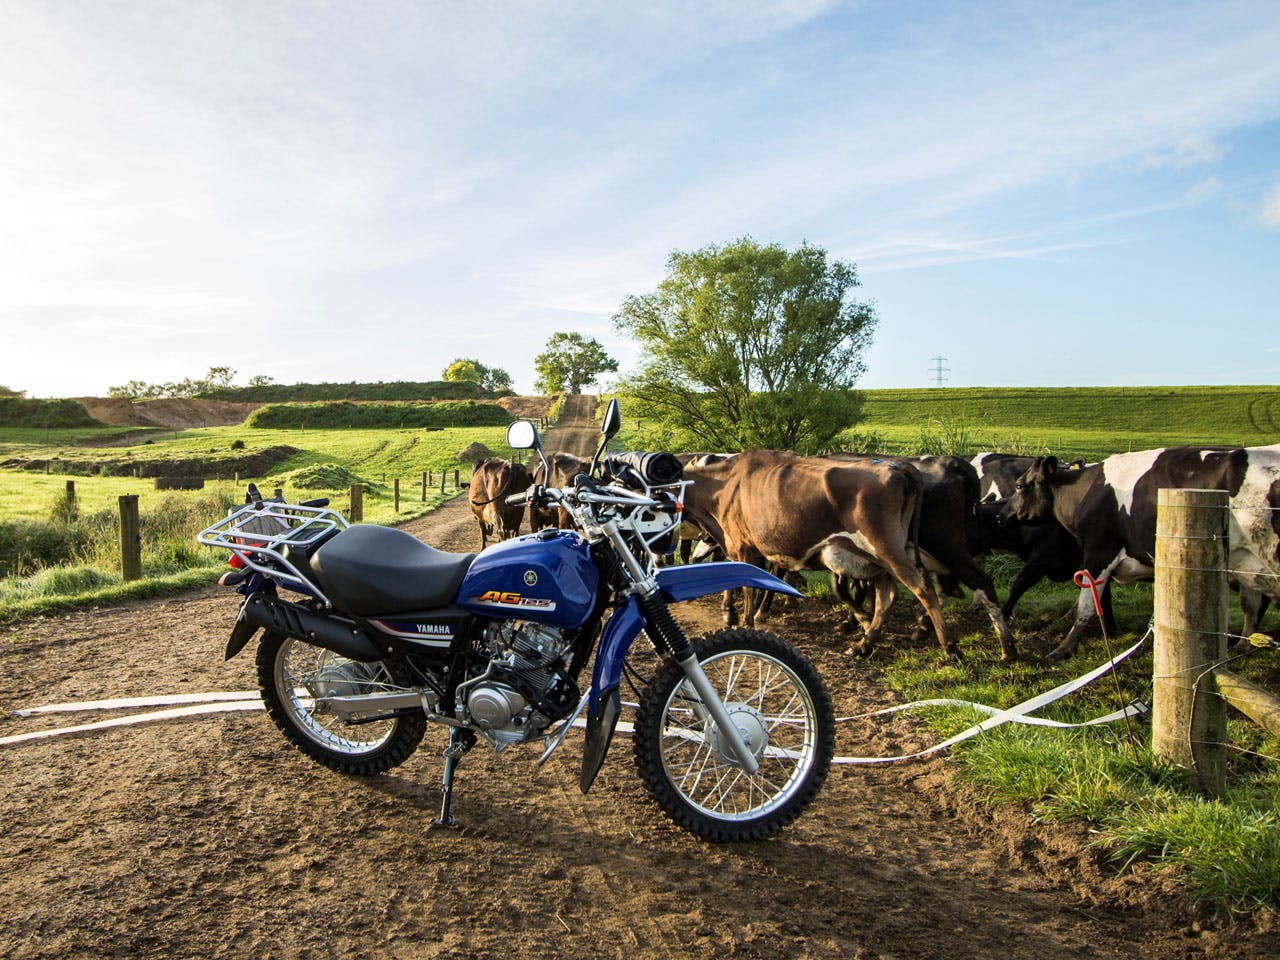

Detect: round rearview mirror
506,420,538,450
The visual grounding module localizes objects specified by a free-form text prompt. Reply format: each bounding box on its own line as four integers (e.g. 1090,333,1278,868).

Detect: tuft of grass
1100,797,1280,913
0,566,221,624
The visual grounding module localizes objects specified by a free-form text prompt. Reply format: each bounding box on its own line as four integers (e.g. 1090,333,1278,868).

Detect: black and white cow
969,453,1115,626
1003,445,1280,659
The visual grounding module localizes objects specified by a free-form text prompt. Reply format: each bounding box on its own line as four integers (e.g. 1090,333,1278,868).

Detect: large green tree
533,333,618,394
613,237,876,453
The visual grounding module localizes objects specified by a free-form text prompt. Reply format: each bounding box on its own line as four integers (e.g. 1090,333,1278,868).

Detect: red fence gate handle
1073,570,1106,620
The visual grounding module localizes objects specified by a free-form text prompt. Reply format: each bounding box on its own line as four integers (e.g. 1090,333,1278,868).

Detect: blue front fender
589,561,801,714
655,560,803,604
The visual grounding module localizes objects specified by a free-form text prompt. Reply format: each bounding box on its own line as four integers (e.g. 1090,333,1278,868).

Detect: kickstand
431,727,477,829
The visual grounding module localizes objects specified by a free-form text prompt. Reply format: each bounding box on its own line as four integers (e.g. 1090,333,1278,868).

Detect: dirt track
1,403,1278,958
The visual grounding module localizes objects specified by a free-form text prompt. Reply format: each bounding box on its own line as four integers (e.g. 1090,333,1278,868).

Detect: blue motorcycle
199,400,834,841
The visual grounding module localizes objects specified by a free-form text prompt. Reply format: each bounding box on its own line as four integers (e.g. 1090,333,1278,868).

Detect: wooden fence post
440,470,446,493
394,478,400,513
349,484,364,523
1152,488,1228,796
119,495,142,582
65,480,76,508
453,469,459,490
422,471,428,502
273,487,283,500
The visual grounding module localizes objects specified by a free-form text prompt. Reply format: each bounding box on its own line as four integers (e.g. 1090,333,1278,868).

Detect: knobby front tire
256,632,425,776
632,628,835,841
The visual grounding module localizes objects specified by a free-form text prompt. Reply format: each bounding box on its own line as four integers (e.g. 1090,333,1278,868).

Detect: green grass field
841,385,1280,459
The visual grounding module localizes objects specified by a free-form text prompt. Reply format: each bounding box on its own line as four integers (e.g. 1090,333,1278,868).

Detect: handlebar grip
505,492,530,507
300,498,330,508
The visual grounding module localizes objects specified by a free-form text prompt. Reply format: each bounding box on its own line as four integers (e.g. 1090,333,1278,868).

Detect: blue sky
1,0,1278,397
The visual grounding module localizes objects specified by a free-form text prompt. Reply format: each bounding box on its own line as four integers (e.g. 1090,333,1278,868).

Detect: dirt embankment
495,396,556,421
75,398,264,430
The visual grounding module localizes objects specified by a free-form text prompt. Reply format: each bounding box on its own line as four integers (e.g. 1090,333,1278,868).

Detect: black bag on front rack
600,451,683,489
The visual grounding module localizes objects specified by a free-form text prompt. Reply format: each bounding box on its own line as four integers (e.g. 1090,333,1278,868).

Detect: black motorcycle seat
310,525,476,617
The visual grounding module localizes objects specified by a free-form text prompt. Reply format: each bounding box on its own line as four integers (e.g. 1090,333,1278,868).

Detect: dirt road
0,399,1276,957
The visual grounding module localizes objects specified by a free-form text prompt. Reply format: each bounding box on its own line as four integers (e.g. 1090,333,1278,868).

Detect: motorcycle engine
463,620,578,745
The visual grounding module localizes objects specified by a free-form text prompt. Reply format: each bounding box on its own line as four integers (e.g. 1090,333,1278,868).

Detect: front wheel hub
708,703,768,764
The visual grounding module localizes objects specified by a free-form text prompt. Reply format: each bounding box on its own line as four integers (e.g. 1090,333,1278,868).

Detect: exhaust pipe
241,592,381,662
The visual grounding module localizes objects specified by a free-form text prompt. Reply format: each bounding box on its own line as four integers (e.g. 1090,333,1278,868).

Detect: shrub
0,397,99,428
245,400,513,430
0,519,90,577
201,380,491,403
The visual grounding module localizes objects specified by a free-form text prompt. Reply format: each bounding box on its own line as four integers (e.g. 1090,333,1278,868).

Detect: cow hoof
846,641,872,658
943,645,961,659
1043,647,1073,662
910,626,930,642
1001,651,1019,663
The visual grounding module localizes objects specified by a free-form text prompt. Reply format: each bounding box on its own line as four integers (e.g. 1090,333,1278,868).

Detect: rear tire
633,628,834,841
256,632,425,775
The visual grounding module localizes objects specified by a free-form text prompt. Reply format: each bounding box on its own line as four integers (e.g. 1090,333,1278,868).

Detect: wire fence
1152,488,1280,793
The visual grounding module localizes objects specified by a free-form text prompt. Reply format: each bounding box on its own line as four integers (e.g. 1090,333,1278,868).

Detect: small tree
443,358,513,393
443,359,482,383
614,237,877,453
533,333,618,395
0,385,24,397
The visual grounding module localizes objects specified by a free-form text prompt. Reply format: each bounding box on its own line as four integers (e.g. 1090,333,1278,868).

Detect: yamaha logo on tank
523,570,538,586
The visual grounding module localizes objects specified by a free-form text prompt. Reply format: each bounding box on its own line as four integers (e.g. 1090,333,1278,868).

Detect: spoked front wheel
256,632,425,775
633,628,835,841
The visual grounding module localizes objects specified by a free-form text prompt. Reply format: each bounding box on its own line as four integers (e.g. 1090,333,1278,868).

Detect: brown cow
469,458,533,549
682,450,954,657
529,451,591,530
826,453,1017,661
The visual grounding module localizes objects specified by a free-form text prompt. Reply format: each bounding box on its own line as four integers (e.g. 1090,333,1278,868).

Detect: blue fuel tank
455,530,599,629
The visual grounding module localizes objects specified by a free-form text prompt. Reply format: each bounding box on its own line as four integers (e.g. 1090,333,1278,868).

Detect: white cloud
1186,178,1224,204
1260,183,1280,228
1142,135,1229,169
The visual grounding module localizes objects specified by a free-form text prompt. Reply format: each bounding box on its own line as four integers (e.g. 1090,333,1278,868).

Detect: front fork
580,521,760,789
637,589,759,775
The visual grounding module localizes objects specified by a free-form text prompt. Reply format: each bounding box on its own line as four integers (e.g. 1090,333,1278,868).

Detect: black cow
1003,446,1280,659
970,453,1115,627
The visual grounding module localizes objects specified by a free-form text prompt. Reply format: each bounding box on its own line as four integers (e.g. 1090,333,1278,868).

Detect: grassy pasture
0,424,513,620
841,384,1280,459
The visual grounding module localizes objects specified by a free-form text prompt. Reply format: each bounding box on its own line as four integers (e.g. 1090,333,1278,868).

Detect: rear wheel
633,628,835,841
256,632,425,775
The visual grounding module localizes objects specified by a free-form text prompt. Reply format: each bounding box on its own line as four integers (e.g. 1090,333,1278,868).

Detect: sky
1,0,1278,398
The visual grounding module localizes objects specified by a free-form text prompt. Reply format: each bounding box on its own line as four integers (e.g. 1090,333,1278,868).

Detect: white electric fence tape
3,632,1149,759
